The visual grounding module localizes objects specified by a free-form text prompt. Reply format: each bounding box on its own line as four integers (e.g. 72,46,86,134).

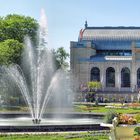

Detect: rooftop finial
85,20,88,28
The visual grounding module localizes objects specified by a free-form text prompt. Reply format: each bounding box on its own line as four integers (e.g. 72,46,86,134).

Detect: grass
1,103,140,115
0,106,29,112
1,104,140,114
0,133,109,140
74,104,140,114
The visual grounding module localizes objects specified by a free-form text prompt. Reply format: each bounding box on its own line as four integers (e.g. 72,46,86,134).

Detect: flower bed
105,103,128,109
128,103,140,108
105,103,140,109
119,114,137,125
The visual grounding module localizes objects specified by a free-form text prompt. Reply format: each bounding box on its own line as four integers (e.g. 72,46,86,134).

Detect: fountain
0,10,104,132
3,9,59,124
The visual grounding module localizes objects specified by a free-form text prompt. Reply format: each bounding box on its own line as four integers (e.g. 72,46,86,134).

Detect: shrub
134,127,140,137
104,110,118,124
135,114,140,123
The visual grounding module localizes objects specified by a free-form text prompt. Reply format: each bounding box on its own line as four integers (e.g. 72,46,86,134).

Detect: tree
54,47,69,69
87,81,102,92
0,14,38,44
0,39,23,65
86,81,102,103
0,14,38,65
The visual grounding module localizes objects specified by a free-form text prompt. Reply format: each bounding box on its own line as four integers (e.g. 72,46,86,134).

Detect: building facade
70,22,140,101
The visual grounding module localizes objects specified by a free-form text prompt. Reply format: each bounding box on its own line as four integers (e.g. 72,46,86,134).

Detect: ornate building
70,22,140,102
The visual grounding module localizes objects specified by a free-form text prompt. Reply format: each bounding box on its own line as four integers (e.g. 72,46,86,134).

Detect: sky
1,0,140,53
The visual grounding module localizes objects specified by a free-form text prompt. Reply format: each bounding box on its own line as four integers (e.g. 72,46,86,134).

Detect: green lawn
74,104,140,114
0,133,109,140
1,104,140,114
1,103,140,115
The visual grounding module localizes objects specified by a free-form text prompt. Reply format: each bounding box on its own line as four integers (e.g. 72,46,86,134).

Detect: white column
131,62,137,92
116,68,121,91
131,71,136,92
101,66,105,91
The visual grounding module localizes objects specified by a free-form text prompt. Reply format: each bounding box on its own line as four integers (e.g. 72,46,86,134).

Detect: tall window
137,68,140,88
91,67,100,81
106,67,115,87
121,67,130,87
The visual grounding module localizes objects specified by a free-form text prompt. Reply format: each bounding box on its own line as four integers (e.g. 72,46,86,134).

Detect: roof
82,27,140,41
93,40,132,50
79,55,132,62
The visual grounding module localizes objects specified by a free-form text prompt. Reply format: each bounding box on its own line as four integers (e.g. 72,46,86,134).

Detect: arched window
121,67,130,87
137,68,140,88
106,67,115,87
90,67,100,81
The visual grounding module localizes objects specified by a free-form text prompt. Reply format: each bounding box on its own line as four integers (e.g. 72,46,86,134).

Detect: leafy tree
86,81,102,103
87,81,102,92
54,47,69,69
0,39,23,65
0,14,38,44
0,14,38,65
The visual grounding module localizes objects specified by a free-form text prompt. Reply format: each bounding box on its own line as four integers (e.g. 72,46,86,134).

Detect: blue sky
1,0,140,53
